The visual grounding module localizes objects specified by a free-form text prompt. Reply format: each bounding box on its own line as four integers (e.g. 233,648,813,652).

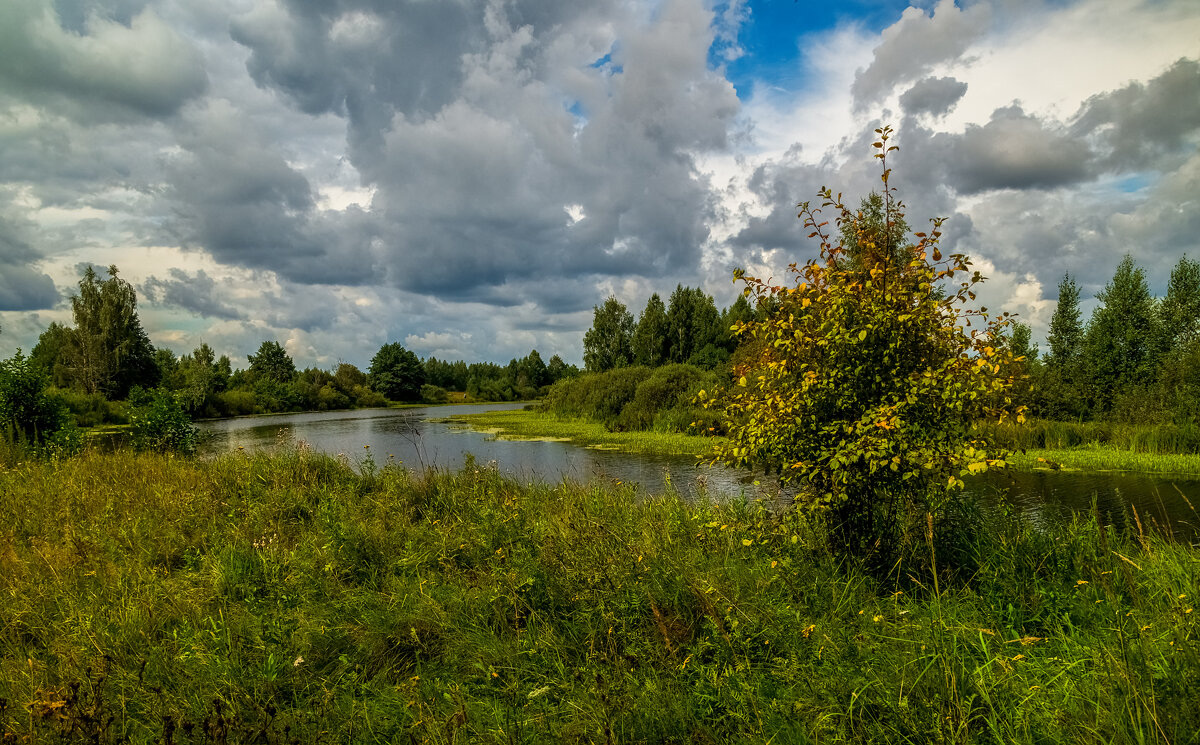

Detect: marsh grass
980,420,1200,456
449,408,714,457
0,449,1198,743
1009,447,1200,475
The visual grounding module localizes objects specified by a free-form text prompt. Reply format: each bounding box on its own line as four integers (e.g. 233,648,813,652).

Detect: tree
632,293,669,367
837,191,911,271
63,265,159,398
720,295,756,353
369,342,425,401
1045,274,1083,368
1040,274,1087,419
1159,255,1200,352
1,350,75,449
176,343,231,416
1082,255,1159,413
514,349,548,390
30,322,73,389
665,285,722,365
546,354,577,383
583,297,634,372
705,127,1024,558
247,341,297,384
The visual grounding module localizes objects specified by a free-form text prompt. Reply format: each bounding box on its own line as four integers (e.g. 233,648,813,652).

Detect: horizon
1,0,1197,370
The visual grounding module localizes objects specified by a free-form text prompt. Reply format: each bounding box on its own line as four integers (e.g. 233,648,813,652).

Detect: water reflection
198,404,1200,541
198,404,763,501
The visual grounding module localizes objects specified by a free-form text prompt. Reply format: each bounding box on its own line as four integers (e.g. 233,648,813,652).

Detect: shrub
706,128,1024,562
421,384,449,404
0,351,80,460
129,388,198,455
543,367,652,428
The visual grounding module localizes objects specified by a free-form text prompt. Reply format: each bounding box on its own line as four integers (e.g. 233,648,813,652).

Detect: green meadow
1,448,1197,743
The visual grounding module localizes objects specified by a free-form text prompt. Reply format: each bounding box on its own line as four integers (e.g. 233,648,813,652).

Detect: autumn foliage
704,127,1025,554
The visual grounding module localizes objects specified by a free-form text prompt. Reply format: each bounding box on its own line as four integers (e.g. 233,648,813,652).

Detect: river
197,403,1200,541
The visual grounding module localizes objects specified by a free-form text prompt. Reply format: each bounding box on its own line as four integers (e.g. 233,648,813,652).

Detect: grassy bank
448,408,713,457
1,449,1198,743
459,409,1200,477
1009,447,1200,476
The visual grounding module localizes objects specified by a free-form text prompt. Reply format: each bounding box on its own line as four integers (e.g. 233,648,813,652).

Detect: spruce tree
1045,273,1082,367
1159,256,1200,351
1083,255,1159,413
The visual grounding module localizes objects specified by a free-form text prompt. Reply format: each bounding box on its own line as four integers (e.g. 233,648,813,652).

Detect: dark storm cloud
927,106,1090,194
899,76,968,118
851,0,989,110
0,0,207,120
141,269,240,320
162,102,379,286
225,0,740,306
0,263,59,312
0,209,59,311
1072,58,1200,172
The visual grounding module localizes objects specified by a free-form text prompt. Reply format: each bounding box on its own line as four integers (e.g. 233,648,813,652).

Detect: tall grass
979,419,1200,455
1,449,1197,743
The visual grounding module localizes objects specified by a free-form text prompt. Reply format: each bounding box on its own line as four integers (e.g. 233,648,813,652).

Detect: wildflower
293,656,304,667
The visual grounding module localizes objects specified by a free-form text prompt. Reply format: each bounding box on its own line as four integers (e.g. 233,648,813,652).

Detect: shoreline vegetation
1,449,1196,743
453,408,1200,477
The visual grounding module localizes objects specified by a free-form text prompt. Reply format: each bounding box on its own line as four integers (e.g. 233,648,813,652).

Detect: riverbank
1009,447,1200,475
1,449,1196,743
446,407,713,457
455,409,1200,476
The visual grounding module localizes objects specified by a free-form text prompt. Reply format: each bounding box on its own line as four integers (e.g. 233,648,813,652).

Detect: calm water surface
198,404,1200,540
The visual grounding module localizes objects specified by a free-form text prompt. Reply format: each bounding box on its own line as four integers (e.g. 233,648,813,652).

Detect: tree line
582,284,757,372
1013,254,1200,425
4,265,579,437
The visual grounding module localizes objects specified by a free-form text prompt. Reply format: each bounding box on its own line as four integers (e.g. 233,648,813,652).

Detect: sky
1,0,1198,370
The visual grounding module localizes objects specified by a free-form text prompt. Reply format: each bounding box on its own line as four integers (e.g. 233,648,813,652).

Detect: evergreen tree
1159,256,1200,351
837,191,911,271
583,297,634,372
1083,255,1159,413
1046,274,1083,367
720,295,756,353
632,293,669,367
546,354,577,383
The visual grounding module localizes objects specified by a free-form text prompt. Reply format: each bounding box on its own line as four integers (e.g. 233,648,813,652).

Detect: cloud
851,0,989,110
1072,57,1200,172
0,0,207,120
141,268,241,320
162,100,380,286
912,106,1092,194
899,76,968,118
0,212,59,311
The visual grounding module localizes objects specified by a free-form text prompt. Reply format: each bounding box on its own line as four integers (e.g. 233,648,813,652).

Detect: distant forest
15,265,580,426
5,250,1200,437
